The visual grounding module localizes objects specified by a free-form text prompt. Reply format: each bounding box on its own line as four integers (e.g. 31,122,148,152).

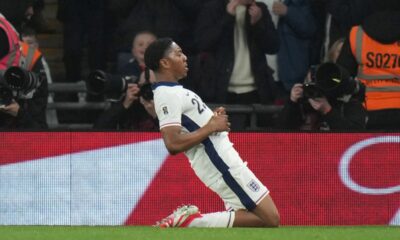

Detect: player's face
164,42,188,79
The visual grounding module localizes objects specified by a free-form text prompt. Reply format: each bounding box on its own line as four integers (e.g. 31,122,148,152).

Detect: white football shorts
208,159,269,211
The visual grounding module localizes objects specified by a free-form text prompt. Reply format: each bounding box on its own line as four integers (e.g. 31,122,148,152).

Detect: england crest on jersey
247,179,260,192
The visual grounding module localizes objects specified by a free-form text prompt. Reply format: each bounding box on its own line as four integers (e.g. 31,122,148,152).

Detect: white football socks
188,211,235,228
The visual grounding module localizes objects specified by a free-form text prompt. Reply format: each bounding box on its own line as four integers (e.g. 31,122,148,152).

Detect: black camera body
303,82,324,99
86,70,153,102
0,83,13,106
0,66,43,105
139,82,154,101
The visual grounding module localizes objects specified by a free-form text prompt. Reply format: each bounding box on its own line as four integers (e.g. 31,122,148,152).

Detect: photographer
91,69,158,130
276,63,367,130
0,14,48,129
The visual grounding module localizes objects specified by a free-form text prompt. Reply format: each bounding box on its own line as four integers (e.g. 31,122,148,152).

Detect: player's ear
159,58,170,69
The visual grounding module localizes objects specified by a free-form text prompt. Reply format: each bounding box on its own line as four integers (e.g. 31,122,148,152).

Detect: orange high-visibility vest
0,15,42,73
349,25,400,111
19,41,42,71
0,14,21,70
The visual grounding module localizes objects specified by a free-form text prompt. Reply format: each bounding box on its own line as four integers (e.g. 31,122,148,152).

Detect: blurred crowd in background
0,0,399,131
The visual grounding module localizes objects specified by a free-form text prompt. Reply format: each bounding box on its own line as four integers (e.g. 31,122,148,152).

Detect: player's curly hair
144,38,173,71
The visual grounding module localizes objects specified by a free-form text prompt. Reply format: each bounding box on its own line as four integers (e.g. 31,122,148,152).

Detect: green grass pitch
0,226,398,240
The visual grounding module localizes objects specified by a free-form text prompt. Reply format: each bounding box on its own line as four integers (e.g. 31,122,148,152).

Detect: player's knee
263,211,280,227
269,212,280,227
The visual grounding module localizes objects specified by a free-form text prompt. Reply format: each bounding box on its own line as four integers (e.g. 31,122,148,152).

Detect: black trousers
367,109,400,131
226,90,260,131
61,1,106,82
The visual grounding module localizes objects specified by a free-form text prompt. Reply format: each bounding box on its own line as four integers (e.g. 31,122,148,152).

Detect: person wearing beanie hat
337,1,400,130
276,62,367,131
145,38,280,228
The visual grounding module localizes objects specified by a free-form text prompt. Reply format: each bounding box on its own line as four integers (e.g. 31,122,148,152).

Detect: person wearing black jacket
195,0,279,103
195,0,279,130
115,0,204,56
93,99,158,130
0,62,48,130
93,72,158,130
276,63,367,131
336,0,400,130
57,0,107,83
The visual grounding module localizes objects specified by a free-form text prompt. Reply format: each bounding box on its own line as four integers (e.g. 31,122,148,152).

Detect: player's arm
160,110,230,155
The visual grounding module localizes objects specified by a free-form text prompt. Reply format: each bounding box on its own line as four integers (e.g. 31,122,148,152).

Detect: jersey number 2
191,98,206,114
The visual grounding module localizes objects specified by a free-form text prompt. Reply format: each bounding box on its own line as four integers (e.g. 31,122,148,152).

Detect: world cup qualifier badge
247,179,260,192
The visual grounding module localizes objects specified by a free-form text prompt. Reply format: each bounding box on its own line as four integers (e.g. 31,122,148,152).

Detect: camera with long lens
4,66,42,93
86,70,139,101
86,70,153,101
303,62,362,100
0,66,43,103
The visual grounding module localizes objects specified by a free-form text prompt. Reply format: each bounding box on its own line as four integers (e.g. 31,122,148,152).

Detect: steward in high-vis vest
0,14,20,70
0,14,48,129
337,4,400,130
349,24,400,111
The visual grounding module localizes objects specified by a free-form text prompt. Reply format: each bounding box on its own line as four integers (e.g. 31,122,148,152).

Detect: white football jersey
153,82,247,187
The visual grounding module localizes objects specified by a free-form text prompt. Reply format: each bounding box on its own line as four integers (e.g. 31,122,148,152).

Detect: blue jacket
277,0,316,91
